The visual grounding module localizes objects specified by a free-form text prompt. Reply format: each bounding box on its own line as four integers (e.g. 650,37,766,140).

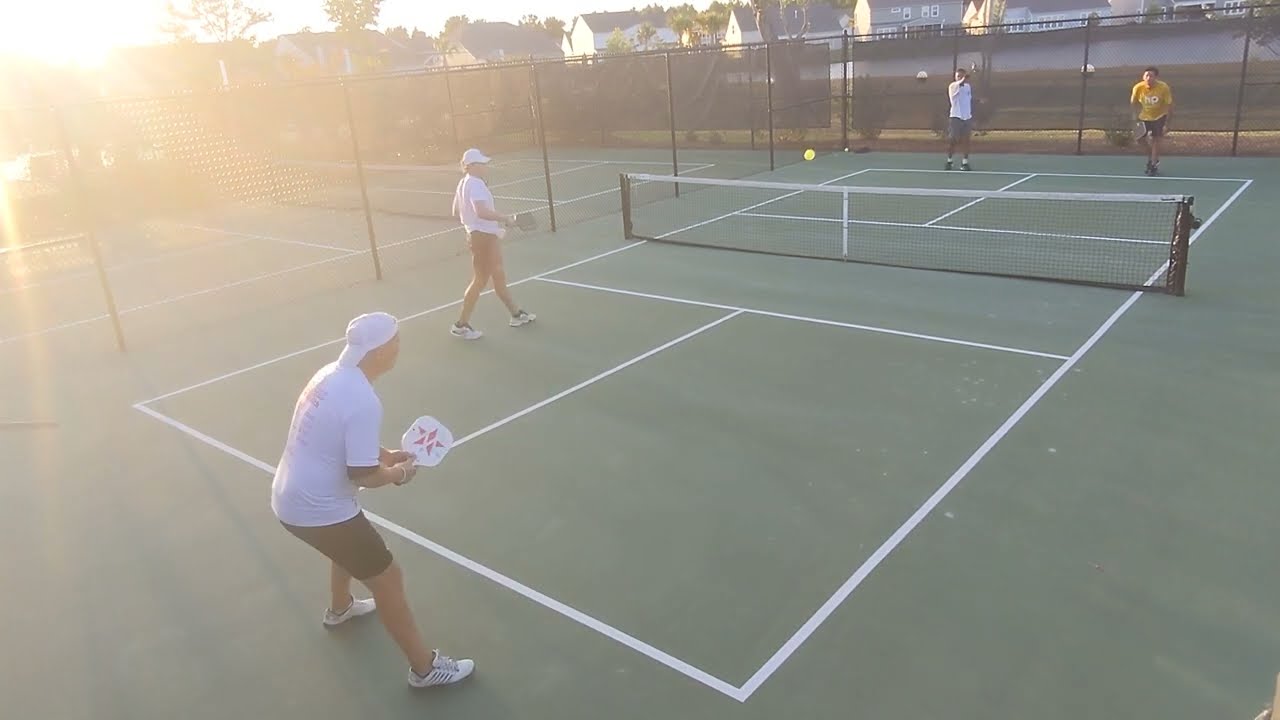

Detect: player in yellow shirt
1131,66,1173,176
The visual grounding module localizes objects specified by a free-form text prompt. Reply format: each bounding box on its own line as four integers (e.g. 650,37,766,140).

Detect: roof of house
452,22,564,60
577,10,670,32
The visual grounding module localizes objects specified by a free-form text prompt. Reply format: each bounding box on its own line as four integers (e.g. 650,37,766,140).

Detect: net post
530,62,557,232
52,104,127,352
1231,7,1254,157
766,42,775,172
619,173,634,240
665,52,679,197
1075,19,1092,156
841,188,850,259
1167,197,1194,296
339,79,383,281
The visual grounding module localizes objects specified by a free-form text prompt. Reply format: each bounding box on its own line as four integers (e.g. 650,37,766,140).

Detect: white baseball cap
337,311,399,368
460,148,491,166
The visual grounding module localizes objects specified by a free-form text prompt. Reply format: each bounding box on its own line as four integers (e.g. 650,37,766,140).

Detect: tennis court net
620,173,1197,294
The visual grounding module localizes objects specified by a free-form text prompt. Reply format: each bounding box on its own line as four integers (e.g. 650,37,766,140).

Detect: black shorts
1142,116,1167,138
467,231,500,270
281,511,393,580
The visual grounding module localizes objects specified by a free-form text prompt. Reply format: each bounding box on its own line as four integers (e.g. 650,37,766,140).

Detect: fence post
339,79,383,281
529,62,558,231
665,52,680,196
841,31,850,151
52,105,127,352
766,42,775,171
1076,19,1093,155
443,59,462,155
1231,8,1254,157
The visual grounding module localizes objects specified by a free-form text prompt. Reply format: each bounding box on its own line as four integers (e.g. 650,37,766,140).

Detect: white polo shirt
270,361,383,527
453,173,504,235
949,80,973,121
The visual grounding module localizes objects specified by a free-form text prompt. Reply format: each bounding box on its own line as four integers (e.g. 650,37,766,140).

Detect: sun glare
1,1,162,68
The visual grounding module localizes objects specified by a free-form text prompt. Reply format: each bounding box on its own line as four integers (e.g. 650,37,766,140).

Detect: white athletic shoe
408,651,475,688
509,310,536,327
322,596,376,627
450,323,483,340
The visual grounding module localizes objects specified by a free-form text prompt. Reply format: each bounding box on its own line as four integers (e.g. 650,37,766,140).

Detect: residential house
850,0,968,39
562,10,678,56
274,29,442,77
726,3,853,47
962,0,1114,31
443,21,564,65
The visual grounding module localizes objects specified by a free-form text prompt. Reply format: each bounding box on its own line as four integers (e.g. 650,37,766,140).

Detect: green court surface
3,147,1279,720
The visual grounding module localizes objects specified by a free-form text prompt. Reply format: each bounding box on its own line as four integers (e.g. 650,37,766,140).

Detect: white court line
537,278,1069,361
1,235,255,296
132,240,648,404
453,310,745,447
490,160,610,189
175,224,357,254
866,168,1254,183
0,225,463,346
132,311,747,700
736,212,1166,246
735,177,1254,701
923,174,1038,226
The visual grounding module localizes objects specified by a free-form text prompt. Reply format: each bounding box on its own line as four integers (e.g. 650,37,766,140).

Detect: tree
542,17,567,42
520,14,541,27
386,25,410,43
161,0,273,43
605,27,634,53
636,21,658,50
701,1,734,43
667,5,698,45
323,0,384,33
441,15,471,40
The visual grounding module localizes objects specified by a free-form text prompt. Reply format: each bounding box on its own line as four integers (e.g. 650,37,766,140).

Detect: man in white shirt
946,68,974,171
449,148,535,340
271,311,475,689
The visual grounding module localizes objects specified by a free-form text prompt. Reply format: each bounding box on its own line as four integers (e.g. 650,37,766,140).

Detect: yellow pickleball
803,148,815,161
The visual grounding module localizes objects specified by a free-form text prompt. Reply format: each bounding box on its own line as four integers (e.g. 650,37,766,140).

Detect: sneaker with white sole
450,323,483,340
322,596,377,627
408,651,475,688
509,310,535,327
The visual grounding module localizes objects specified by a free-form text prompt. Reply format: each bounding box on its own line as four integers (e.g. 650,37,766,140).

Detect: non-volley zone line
536,277,1069,361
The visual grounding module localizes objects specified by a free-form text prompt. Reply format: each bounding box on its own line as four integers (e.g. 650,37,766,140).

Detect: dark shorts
948,116,972,140
282,511,393,580
1142,115,1167,138
467,230,501,271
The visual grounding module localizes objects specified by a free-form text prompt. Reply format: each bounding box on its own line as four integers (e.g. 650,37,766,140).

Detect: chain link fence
3,5,1276,350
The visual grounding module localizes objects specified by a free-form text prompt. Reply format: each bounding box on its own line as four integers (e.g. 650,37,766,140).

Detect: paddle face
515,212,537,231
401,415,454,467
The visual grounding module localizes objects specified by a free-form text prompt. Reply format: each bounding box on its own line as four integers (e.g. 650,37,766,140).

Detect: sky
0,0,714,66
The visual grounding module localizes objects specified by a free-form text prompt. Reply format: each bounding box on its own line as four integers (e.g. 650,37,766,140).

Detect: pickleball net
619,173,1197,294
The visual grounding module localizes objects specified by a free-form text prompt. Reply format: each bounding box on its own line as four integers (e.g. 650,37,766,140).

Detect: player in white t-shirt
448,148,535,340
271,311,475,689
946,68,974,171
